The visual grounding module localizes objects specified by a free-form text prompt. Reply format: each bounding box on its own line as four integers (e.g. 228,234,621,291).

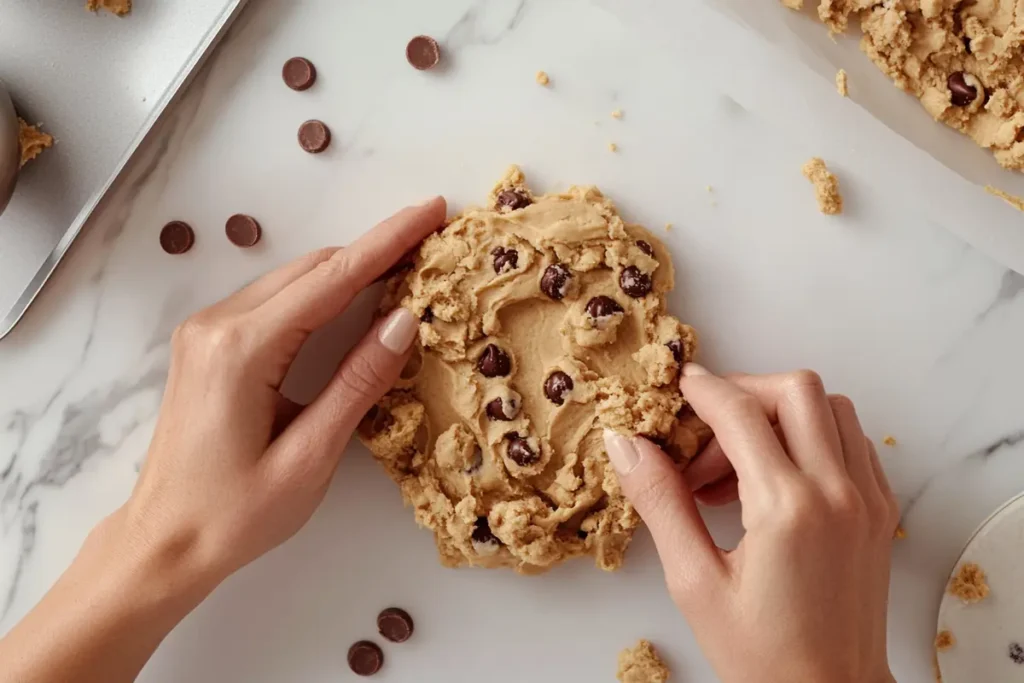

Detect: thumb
604,431,724,600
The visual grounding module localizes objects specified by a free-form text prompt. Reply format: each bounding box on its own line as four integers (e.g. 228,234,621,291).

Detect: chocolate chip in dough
491,246,519,274
347,641,384,677
225,214,261,248
948,72,979,106
485,396,518,421
282,57,317,91
584,295,624,319
420,307,434,323
465,446,483,474
366,406,394,435
471,516,500,546
619,265,653,298
406,35,441,70
505,433,539,466
495,189,532,212
636,240,655,257
298,119,331,153
1010,642,1024,665
159,221,194,255
477,344,512,377
377,608,414,644
666,339,684,363
540,264,572,300
543,371,574,405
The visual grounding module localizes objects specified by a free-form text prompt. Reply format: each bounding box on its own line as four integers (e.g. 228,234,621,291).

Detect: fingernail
682,362,711,377
415,196,440,207
378,308,419,354
604,429,641,475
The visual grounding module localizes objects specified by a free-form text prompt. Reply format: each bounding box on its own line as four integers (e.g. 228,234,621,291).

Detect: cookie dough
86,0,131,15
802,157,844,214
935,630,956,652
617,640,670,683
836,68,849,97
18,119,53,168
360,167,711,573
986,185,1024,212
948,562,989,604
797,0,1024,171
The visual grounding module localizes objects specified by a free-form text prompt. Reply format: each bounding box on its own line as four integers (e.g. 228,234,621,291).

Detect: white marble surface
3,1,1024,681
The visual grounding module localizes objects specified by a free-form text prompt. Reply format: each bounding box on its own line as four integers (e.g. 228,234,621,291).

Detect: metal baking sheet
0,0,249,339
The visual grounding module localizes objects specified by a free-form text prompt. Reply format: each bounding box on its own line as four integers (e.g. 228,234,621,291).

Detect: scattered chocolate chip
948,71,978,106
1011,642,1024,665
348,641,384,677
465,445,483,474
282,57,317,91
298,119,331,153
666,339,684,363
540,264,572,300
544,371,574,405
506,433,539,466
471,516,500,546
636,240,655,257
485,397,517,421
496,189,532,211
377,608,414,644
619,265,653,298
491,246,519,274
406,35,441,70
585,295,624,319
420,307,434,323
225,214,261,248
159,221,194,255
477,344,511,377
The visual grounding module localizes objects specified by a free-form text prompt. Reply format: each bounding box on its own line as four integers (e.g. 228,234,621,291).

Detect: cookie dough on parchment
360,167,711,573
86,0,132,15
618,640,670,683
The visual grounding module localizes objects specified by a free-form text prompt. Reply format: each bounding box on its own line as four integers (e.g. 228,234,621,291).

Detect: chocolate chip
540,264,572,300
636,240,655,257
159,221,194,255
347,641,384,676
1011,642,1024,665
544,371,574,405
377,608,414,643
585,295,624,319
298,119,331,153
619,265,653,298
366,406,394,435
471,517,500,546
225,214,261,248
506,433,539,466
465,446,483,474
496,189,532,211
282,57,316,91
485,396,517,421
406,35,441,70
666,339,684,363
477,344,511,377
491,246,519,274
948,71,978,106
420,307,434,323
576,529,588,540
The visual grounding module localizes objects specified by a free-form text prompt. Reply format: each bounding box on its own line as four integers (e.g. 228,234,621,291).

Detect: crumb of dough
535,71,550,86
933,652,943,682
86,0,131,15
935,630,956,652
948,562,990,604
893,525,907,540
608,142,618,153
618,640,670,683
836,69,849,97
882,435,897,446
611,109,623,119
985,186,1024,213
18,119,54,168
802,157,843,215
705,185,713,193
664,223,673,232
780,0,804,8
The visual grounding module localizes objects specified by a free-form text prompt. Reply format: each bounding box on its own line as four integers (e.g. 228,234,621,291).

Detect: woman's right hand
603,366,900,683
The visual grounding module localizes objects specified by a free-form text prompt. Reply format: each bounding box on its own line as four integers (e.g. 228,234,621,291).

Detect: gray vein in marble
445,0,529,49
975,269,1024,324
2,502,36,623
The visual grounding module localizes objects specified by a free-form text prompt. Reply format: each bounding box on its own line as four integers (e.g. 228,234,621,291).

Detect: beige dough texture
617,640,670,683
802,157,844,214
18,119,53,168
360,166,711,573
792,0,1024,171
87,0,132,14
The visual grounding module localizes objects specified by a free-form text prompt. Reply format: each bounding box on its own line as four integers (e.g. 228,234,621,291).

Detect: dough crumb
611,109,623,119
985,186,1024,213
802,157,843,215
836,69,849,97
935,630,956,652
948,562,990,604
664,223,673,232
780,0,804,8
535,71,550,87
882,435,897,447
86,0,131,15
608,142,618,153
893,524,907,540
18,119,54,168
617,640,670,683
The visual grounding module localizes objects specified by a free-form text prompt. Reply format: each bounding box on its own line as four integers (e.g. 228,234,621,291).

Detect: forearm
0,509,215,683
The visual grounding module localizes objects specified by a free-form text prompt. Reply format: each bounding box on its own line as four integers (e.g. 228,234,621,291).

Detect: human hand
604,366,899,683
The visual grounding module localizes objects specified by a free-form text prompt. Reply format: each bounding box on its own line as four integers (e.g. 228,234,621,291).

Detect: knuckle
337,354,390,401
828,483,867,523
782,369,825,396
828,393,856,415
172,314,248,361
312,250,355,284
774,483,823,532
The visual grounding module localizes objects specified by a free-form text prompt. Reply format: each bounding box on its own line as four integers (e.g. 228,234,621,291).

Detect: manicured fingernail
378,308,419,354
682,362,711,377
415,196,440,207
604,429,641,475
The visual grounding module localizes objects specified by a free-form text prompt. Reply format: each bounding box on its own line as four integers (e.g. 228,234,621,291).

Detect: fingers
694,474,739,507
605,432,724,596
255,198,446,339
679,364,795,484
683,438,733,491
867,439,901,534
266,308,419,481
210,248,343,317
270,395,305,441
